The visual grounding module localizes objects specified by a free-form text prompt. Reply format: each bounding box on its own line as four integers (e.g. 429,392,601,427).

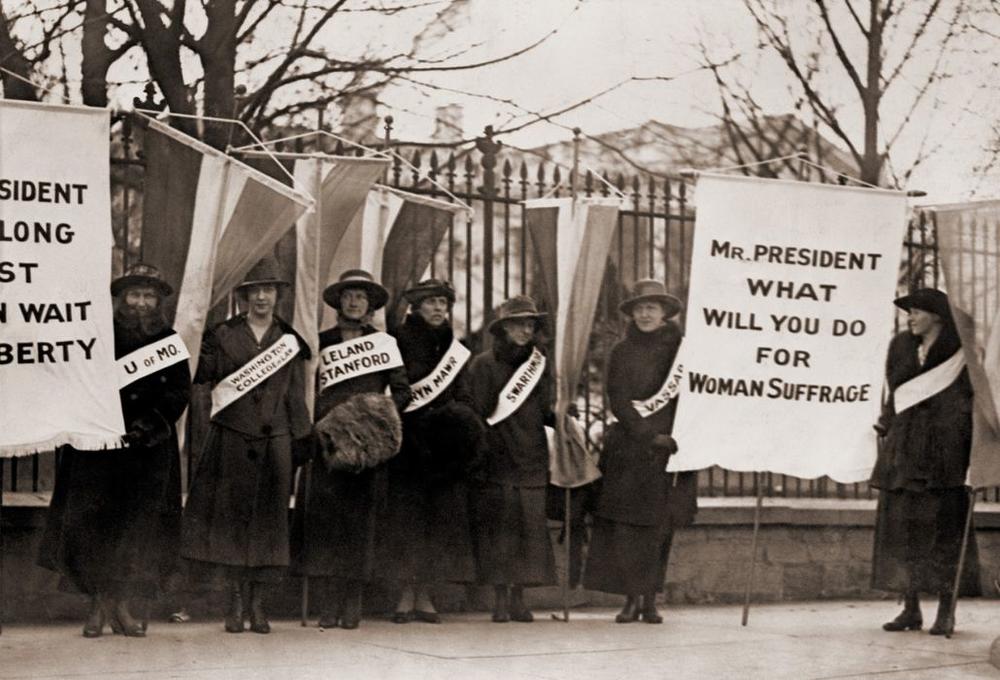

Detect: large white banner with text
669,174,908,482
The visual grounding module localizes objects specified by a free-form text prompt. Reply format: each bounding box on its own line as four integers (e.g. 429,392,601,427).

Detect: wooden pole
1,461,4,635
741,473,764,626
945,489,976,639
300,461,312,627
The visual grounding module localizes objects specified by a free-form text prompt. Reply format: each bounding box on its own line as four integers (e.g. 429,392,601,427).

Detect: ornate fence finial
133,82,165,112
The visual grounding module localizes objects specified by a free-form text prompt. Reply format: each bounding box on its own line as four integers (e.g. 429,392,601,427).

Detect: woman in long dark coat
584,279,697,624
467,295,556,623
39,263,191,638
181,257,312,634
380,279,480,623
292,269,411,630
872,287,980,636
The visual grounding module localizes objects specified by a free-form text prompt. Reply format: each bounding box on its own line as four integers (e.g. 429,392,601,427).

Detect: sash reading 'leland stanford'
118,333,190,388
317,332,404,393
210,334,300,417
632,354,685,418
405,337,471,413
487,347,547,426
893,350,966,415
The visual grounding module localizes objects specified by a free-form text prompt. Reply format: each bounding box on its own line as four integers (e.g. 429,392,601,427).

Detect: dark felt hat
487,295,547,336
619,278,682,317
404,278,456,305
111,263,173,297
323,269,389,311
237,256,289,290
894,287,952,319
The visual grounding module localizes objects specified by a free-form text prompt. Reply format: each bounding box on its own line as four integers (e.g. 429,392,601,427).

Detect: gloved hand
292,430,319,466
124,415,167,448
652,433,679,455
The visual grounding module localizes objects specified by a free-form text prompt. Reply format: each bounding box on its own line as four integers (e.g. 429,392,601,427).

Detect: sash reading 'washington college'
210,334,300,417
632,353,685,418
487,347,546,426
404,337,471,413
118,333,190,388
893,350,966,414
317,332,404,393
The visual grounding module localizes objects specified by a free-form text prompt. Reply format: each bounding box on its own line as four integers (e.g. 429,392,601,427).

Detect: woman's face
417,295,450,327
908,307,941,338
339,288,370,321
503,318,536,347
244,284,278,318
123,286,160,315
632,300,667,332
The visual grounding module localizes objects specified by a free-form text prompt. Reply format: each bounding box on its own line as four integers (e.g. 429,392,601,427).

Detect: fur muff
420,401,485,483
316,393,402,473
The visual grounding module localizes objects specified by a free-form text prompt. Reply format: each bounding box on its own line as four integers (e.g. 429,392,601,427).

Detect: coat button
129,393,138,401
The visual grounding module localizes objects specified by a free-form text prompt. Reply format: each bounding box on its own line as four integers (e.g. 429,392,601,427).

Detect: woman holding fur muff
291,270,411,630
379,279,482,624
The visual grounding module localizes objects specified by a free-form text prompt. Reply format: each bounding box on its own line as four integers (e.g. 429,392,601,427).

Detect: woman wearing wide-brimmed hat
291,269,411,630
39,263,191,638
871,287,980,637
466,295,557,622
378,279,482,623
584,279,696,624
181,256,313,635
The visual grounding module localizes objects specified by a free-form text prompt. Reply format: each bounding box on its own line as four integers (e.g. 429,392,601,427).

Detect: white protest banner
669,174,907,482
0,101,125,456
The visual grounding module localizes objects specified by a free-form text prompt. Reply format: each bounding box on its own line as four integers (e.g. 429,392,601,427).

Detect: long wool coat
39,320,191,598
291,324,411,581
181,315,311,574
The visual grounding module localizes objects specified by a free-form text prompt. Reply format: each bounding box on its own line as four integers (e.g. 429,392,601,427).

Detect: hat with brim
236,255,289,290
323,269,389,311
404,278,456,305
111,263,173,297
894,287,951,320
619,278,681,318
488,295,547,336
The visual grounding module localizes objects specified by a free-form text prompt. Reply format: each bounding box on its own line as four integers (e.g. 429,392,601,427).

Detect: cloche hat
323,269,389,311
487,295,547,336
404,278,456,305
237,255,289,290
619,278,682,318
111,262,173,297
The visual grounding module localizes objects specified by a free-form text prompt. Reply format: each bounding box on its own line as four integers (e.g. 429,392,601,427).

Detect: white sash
404,338,471,413
118,333,190,388
317,331,404,394
210,334,300,417
632,354,685,418
487,347,546,426
893,350,966,414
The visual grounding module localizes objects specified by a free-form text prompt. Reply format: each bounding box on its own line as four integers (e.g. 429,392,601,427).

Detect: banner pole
741,473,763,626
300,460,312,627
1,461,5,636
563,485,571,622
945,488,976,639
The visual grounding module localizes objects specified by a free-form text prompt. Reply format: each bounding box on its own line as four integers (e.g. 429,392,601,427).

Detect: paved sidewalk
2,600,999,680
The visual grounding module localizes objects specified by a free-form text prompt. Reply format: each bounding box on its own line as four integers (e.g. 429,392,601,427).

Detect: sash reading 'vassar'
487,346,546,426
893,349,966,414
210,334,300,417
632,351,685,418
118,333,190,388
404,337,471,413
317,331,404,393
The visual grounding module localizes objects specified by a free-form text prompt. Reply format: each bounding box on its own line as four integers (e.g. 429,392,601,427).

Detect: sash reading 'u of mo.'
893,350,966,414
487,347,547,426
632,353,685,418
211,334,300,417
405,337,471,413
317,332,404,393
118,333,190,388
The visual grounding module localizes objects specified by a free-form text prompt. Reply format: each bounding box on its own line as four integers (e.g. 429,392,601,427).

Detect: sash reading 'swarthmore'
893,350,966,414
487,347,546,426
317,332,404,394
632,353,685,418
405,337,471,413
210,334,300,417
117,333,190,388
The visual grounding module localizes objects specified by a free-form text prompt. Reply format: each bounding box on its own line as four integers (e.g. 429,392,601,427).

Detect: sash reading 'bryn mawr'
632,354,685,418
317,332,404,393
210,334,300,417
118,333,190,388
893,349,966,414
487,347,546,426
404,337,471,413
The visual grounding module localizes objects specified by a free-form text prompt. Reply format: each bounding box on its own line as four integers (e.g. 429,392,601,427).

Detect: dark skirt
584,517,674,595
468,483,556,586
871,487,981,596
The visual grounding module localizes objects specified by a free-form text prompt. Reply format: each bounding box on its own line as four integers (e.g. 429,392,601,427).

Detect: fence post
476,125,502,327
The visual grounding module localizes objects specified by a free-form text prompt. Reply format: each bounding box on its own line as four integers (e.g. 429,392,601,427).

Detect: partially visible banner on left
0,101,125,457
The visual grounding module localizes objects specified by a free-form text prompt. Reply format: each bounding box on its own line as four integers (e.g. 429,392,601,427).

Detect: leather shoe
82,597,105,638
248,583,271,634
318,611,339,629
108,599,146,637
615,596,640,624
492,586,510,623
639,595,662,624
339,615,360,630
392,611,413,624
413,610,441,624
883,610,923,631
929,613,955,636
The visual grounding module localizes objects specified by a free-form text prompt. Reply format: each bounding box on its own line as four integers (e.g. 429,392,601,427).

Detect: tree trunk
81,0,109,107
861,0,884,186
201,0,237,150
0,10,39,100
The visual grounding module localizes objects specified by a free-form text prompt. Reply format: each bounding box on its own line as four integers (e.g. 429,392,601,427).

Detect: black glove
652,433,679,455
125,414,169,449
291,430,319,466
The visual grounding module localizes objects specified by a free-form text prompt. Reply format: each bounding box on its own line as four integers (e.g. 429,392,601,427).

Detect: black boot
509,586,533,622
340,581,363,630
82,595,105,638
108,598,146,637
318,579,341,628
248,582,271,634
929,592,955,636
639,593,663,624
614,595,640,624
224,582,245,633
492,585,510,623
883,591,922,632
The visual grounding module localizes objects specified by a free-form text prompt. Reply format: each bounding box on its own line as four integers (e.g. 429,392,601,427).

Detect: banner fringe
0,434,125,459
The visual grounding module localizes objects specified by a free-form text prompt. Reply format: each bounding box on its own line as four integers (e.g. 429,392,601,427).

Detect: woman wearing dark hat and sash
380,279,481,623
584,279,696,624
292,269,411,630
181,256,313,635
872,287,980,637
39,263,192,638
467,295,557,622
